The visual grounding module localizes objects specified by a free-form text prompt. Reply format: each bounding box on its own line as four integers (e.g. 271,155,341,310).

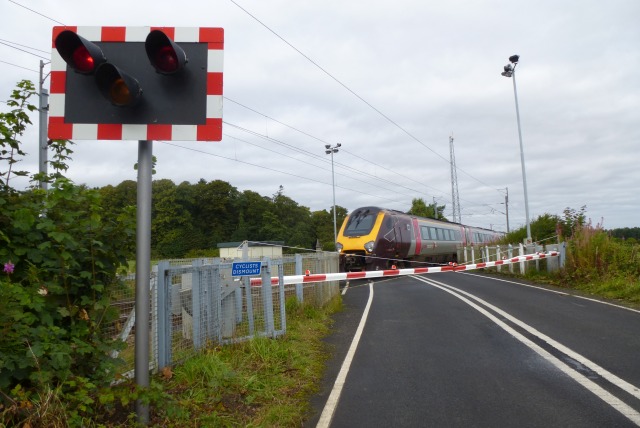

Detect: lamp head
509,54,519,64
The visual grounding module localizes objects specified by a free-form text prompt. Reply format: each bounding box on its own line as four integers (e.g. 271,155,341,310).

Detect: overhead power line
0,59,39,73
227,0,502,194
225,100,508,217
8,0,65,25
0,40,49,60
159,140,408,206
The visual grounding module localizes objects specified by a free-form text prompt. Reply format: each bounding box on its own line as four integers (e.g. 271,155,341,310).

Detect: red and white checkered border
48,26,224,142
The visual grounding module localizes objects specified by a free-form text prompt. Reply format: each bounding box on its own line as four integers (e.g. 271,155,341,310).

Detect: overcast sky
1,0,639,233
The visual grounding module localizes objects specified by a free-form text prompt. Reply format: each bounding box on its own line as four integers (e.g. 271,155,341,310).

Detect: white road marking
413,275,640,426
462,272,640,314
317,282,374,428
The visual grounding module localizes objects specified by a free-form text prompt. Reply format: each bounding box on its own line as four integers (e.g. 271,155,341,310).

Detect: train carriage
336,206,502,272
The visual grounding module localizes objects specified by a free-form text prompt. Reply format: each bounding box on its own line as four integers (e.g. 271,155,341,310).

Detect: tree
407,197,447,220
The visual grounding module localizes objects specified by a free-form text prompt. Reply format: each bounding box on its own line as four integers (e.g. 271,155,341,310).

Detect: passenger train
336,206,503,272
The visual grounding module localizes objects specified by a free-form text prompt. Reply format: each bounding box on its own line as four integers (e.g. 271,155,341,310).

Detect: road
306,272,640,427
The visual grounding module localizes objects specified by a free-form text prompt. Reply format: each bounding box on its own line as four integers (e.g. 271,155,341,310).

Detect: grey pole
502,55,532,244
331,150,337,245
325,143,340,248
505,187,510,234
511,69,532,243
135,140,153,424
38,60,49,190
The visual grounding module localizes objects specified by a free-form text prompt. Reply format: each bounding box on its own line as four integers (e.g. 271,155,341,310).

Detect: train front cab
336,207,386,272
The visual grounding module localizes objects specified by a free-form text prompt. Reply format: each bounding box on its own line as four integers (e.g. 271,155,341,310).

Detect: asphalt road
306,273,640,427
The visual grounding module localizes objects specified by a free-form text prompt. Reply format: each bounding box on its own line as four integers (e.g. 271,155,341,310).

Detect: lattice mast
449,135,462,223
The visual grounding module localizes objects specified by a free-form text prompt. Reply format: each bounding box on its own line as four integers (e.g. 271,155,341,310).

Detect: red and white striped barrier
249,251,560,286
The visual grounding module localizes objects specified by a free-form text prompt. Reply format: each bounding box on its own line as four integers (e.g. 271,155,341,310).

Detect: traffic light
145,30,187,75
54,30,106,74
48,26,224,141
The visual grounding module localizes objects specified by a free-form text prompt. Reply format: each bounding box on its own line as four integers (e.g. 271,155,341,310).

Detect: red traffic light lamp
54,30,106,74
145,30,188,74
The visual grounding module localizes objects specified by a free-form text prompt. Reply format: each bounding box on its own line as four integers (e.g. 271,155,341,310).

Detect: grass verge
144,295,343,427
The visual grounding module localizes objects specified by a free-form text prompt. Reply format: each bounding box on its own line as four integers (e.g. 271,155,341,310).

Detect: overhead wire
224,104,509,220
227,0,504,195
158,140,408,206
224,121,435,202
7,0,65,25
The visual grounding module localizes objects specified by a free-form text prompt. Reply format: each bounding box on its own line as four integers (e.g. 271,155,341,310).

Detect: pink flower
3,262,14,274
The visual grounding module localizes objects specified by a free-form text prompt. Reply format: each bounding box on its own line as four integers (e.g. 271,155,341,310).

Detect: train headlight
336,242,343,252
364,241,375,253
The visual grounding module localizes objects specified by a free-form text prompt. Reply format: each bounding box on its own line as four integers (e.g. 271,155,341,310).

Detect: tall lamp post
501,54,532,244
325,143,341,249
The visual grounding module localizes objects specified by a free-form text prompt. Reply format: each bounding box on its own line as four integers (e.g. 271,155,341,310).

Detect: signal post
49,26,224,423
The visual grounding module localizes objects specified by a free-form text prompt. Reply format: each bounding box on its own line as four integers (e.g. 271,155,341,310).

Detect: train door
394,216,412,262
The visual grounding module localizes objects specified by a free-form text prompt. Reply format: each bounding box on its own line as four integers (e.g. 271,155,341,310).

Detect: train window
420,226,429,239
437,229,444,240
344,210,377,236
429,227,436,240
454,230,461,241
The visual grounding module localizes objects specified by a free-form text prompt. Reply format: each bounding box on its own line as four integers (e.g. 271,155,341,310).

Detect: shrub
0,80,135,425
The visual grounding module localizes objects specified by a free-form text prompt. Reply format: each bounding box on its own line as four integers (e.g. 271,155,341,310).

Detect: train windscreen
343,208,379,237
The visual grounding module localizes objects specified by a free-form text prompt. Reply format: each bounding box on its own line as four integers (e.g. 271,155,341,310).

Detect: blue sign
231,261,262,277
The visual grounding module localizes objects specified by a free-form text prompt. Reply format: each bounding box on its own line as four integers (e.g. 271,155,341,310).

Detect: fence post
496,245,501,272
519,243,525,274
211,262,223,343
261,258,275,337
192,259,203,350
156,261,171,369
508,244,514,273
471,246,475,265
278,260,287,336
241,241,255,335
295,253,304,303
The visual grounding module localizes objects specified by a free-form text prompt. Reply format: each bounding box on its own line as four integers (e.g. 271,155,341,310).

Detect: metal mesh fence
106,252,339,375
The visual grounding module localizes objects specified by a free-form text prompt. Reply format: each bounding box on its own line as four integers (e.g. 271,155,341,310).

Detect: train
336,206,503,272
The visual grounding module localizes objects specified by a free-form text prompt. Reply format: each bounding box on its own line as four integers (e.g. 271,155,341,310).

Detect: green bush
0,80,136,425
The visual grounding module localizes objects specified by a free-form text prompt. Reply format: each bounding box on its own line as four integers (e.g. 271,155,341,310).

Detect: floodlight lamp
325,150,331,154
509,54,519,64
336,143,341,147
325,144,331,149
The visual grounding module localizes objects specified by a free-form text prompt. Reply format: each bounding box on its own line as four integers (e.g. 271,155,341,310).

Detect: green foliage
0,80,136,426
0,80,36,191
501,212,561,245
609,227,640,241
407,197,447,221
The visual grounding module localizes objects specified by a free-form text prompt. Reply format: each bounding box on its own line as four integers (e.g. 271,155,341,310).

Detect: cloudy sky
1,0,638,233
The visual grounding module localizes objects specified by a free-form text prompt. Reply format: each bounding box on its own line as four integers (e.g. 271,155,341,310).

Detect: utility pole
38,60,49,190
449,135,461,223
504,187,510,233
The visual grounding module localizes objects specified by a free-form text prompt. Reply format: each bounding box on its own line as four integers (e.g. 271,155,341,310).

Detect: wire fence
105,251,339,376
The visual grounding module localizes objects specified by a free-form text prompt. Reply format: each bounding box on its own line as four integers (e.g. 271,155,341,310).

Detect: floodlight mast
325,143,341,248
501,54,531,244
